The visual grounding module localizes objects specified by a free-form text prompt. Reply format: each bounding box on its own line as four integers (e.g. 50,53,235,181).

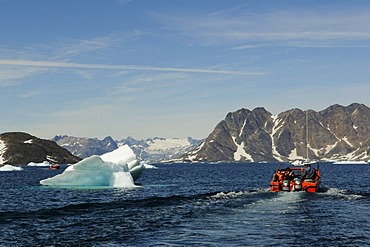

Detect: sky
1,0,370,140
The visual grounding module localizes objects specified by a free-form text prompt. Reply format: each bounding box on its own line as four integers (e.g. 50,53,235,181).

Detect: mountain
118,136,203,162
182,103,370,162
0,132,81,165
4,103,366,164
52,135,118,158
52,135,203,162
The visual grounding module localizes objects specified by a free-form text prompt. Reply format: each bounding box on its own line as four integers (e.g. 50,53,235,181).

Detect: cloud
0,32,141,83
74,70,95,79
51,32,136,61
20,90,42,98
0,59,261,75
157,4,370,47
111,72,190,101
110,71,251,106
0,66,48,86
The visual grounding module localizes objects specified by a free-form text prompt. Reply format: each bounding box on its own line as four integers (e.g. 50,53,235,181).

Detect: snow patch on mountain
232,137,252,161
270,115,283,161
183,142,205,162
24,139,33,144
239,120,246,137
0,140,6,164
342,137,353,147
325,142,337,154
288,148,304,161
146,138,192,151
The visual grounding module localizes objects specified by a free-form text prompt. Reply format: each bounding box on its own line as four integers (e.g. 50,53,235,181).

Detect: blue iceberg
40,145,145,187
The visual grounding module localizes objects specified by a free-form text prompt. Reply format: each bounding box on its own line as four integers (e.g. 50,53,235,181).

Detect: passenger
301,163,316,180
274,171,284,182
285,168,295,180
278,171,285,182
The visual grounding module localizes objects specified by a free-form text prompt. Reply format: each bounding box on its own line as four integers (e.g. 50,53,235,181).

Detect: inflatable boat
270,161,321,193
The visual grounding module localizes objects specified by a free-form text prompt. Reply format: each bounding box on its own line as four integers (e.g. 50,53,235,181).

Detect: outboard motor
293,178,302,191
282,180,290,191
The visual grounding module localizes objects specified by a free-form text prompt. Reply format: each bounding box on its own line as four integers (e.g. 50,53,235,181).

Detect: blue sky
1,0,369,140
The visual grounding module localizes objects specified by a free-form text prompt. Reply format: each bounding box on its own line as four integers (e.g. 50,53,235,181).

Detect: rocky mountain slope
52,135,118,158
182,103,370,162
0,132,81,165
52,135,203,162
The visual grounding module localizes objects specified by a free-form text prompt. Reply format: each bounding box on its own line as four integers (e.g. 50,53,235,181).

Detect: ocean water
1,162,369,246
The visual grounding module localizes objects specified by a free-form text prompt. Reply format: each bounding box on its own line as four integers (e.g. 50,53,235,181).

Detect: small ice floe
27,161,51,167
0,165,23,171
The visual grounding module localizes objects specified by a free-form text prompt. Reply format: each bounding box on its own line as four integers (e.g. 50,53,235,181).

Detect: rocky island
0,132,81,165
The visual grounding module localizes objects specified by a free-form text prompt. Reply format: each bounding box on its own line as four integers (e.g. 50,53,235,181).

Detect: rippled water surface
1,163,369,246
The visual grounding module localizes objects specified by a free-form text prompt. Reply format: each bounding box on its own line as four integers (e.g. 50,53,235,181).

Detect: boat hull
270,180,320,193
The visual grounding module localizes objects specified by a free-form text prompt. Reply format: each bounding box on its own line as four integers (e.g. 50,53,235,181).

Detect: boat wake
208,188,309,210
321,188,366,200
210,188,269,200
245,190,305,213
211,191,249,199
207,186,369,215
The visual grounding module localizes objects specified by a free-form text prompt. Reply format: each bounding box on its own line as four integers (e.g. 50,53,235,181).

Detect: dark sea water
1,162,370,246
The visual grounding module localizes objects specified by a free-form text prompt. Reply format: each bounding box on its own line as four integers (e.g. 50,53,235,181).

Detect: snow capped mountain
52,135,118,158
53,135,203,162
182,103,370,162
118,137,203,162
10,103,366,164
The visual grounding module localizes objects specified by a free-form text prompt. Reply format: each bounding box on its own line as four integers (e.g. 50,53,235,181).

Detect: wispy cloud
51,32,139,61
157,4,370,48
110,71,247,105
112,72,189,100
0,59,261,75
0,32,142,83
0,66,48,86
20,90,42,98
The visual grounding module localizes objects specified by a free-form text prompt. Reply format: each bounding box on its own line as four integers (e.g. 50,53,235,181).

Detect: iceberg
28,161,51,167
40,145,145,188
100,144,145,181
143,164,158,169
0,165,23,171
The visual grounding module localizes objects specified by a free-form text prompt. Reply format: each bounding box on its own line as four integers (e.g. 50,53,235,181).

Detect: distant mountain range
1,103,369,165
51,135,119,158
182,103,370,162
52,135,203,162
